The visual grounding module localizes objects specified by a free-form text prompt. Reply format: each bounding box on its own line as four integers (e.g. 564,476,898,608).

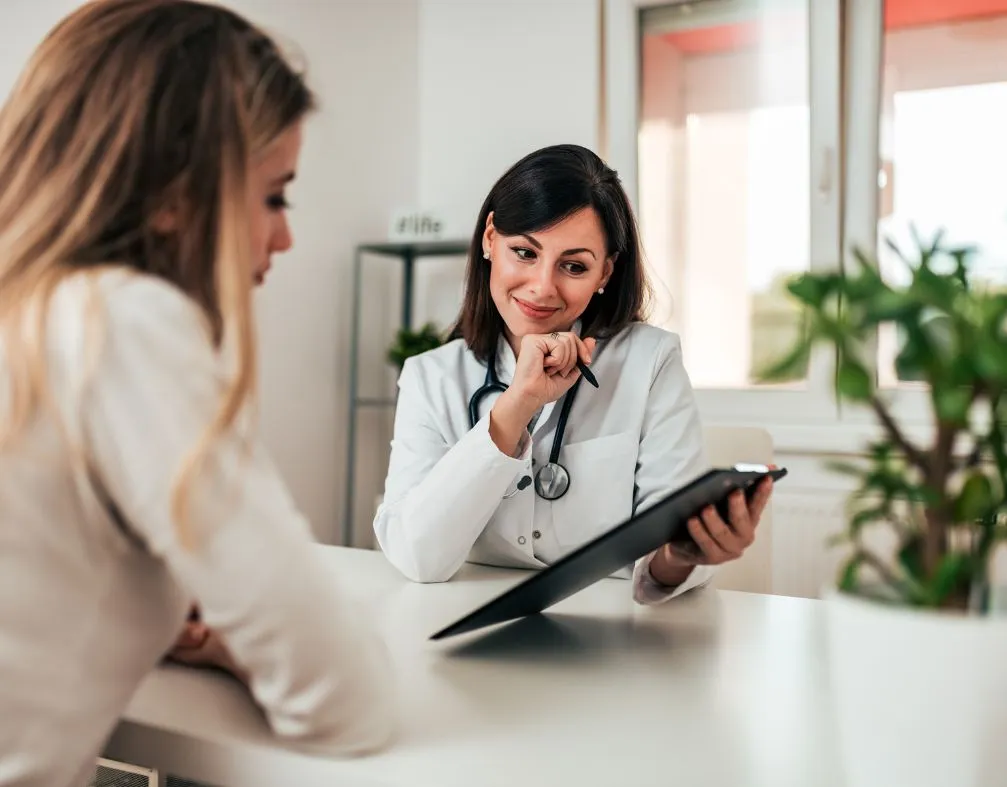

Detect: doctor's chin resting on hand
373,144,775,604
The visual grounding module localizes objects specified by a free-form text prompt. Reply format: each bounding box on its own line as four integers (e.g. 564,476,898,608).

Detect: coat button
533,530,542,539
518,536,527,545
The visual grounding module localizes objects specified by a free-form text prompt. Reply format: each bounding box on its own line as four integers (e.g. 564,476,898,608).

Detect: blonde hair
0,0,314,542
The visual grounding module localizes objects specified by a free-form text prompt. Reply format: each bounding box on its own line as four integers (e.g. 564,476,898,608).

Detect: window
638,1,815,389
606,0,1007,448
876,4,1007,387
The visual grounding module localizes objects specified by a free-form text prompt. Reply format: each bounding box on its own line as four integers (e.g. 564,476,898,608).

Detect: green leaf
836,356,873,401
954,473,995,523
838,555,863,593
849,506,887,535
928,552,971,607
909,266,958,312
386,322,444,368
897,536,924,582
787,273,838,308
757,337,811,382
864,289,919,323
974,338,1007,383
844,270,888,303
941,357,979,396
933,385,972,424
893,314,953,382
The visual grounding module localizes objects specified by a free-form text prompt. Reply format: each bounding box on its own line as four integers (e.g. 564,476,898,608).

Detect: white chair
701,424,775,594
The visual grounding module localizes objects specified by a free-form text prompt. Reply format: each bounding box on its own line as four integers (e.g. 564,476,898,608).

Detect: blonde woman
0,2,394,784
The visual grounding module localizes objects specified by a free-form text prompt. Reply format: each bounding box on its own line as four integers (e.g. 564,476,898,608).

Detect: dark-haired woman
373,144,774,602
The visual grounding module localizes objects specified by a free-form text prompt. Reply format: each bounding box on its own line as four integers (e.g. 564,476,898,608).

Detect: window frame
603,0,937,454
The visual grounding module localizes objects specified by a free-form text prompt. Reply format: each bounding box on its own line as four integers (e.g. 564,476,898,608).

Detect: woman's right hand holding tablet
489,332,595,456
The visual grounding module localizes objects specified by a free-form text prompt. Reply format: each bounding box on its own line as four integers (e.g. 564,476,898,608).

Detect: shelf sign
389,209,445,241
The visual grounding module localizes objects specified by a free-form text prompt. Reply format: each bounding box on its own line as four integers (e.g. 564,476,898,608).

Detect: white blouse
0,270,394,787
373,322,716,603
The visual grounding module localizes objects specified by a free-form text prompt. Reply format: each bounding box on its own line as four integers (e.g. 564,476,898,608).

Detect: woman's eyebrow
519,234,597,259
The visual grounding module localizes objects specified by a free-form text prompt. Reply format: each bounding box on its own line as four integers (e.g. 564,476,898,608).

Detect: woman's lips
514,297,560,320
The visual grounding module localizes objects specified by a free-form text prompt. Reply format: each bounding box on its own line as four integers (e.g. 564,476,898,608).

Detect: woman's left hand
648,473,775,587
166,617,248,684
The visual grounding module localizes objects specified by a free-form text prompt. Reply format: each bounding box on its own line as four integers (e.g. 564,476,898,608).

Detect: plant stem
870,395,929,472
923,422,956,578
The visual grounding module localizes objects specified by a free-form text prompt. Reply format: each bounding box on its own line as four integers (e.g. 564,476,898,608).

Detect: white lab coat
373,321,716,603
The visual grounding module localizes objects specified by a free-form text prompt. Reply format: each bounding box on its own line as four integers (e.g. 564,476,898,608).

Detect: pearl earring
597,287,605,294
483,251,490,260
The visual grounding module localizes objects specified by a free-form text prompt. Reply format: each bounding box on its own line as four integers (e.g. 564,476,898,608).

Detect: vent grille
88,759,153,787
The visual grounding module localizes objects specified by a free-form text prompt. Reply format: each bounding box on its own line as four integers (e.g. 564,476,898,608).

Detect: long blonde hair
0,0,314,541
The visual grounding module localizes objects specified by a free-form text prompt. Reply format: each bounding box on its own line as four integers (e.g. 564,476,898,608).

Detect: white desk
105,546,844,786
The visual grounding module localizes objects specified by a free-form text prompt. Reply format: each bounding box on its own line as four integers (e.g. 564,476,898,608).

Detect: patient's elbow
267,667,399,757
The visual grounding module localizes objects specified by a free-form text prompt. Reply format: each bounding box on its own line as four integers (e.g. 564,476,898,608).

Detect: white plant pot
825,588,1007,787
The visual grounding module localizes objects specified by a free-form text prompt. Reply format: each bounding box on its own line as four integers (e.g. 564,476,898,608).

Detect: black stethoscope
468,357,582,501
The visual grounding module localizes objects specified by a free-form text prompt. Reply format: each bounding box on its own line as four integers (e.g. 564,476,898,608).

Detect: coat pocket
549,431,638,548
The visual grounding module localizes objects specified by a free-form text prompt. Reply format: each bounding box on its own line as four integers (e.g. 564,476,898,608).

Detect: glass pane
877,2,1007,386
638,0,811,388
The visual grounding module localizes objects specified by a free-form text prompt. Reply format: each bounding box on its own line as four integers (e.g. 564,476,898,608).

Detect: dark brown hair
451,144,650,361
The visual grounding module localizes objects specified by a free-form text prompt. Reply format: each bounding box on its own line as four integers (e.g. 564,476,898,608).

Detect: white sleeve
373,357,529,583
81,279,394,754
630,333,716,605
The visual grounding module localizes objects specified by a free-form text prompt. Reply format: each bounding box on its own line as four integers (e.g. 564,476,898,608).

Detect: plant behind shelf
761,228,1007,611
387,322,445,369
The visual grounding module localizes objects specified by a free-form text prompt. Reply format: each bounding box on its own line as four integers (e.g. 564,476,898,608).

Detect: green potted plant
763,229,1007,787
386,322,444,370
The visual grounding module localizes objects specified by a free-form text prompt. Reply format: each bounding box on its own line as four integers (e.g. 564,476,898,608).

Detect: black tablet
430,464,787,640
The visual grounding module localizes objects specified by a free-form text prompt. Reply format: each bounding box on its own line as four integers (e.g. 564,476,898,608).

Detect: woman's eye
266,194,290,211
512,247,536,261
562,261,588,275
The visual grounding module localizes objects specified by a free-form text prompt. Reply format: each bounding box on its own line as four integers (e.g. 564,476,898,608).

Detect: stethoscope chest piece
533,461,570,500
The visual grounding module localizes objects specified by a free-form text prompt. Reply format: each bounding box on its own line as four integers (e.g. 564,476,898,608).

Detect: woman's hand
166,609,248,684
648,473,775,588
510,331,596,412
489,332,596,456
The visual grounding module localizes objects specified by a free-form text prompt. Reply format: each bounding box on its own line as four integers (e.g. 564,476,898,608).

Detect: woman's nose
529,264,558,296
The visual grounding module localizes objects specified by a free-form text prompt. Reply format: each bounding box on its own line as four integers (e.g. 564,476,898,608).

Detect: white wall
417,0,600,237
0,0,420,546
240,0,419,546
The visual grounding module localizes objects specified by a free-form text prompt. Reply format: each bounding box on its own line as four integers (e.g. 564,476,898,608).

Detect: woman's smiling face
483,206,612,347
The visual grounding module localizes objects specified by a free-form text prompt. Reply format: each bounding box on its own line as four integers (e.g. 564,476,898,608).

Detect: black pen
577,359,599,388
